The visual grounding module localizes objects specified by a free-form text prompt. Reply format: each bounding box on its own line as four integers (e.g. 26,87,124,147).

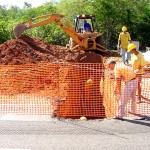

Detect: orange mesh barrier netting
0,63,150,118
57,63,105,118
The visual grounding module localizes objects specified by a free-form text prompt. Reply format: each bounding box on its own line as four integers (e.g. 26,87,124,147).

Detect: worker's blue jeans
126,52,131,61
121,48,131,63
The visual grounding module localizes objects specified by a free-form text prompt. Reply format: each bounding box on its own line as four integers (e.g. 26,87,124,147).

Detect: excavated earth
0,35,119,65
0,35,122,118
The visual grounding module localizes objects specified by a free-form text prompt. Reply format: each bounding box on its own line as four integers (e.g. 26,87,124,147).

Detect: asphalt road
0,115,149,150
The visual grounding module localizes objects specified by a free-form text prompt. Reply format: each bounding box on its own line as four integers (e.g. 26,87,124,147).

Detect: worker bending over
107,60,137,118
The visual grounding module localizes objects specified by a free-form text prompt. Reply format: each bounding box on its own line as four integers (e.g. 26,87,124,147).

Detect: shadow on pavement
123,116,150,127
60,119,128,139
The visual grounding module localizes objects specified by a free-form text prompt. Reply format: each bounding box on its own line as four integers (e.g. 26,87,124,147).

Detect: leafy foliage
0,0,149,50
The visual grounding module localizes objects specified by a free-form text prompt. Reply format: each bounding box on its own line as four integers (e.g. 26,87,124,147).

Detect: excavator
13,13,108,53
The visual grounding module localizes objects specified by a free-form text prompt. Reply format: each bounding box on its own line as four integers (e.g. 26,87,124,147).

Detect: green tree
0,0,149,50
23,2,32,9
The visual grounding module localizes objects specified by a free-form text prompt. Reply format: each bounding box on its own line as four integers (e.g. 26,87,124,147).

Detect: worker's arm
133,53,147,74
118,40,121,48
118,33,121,48
128,33,131,43
114,64,122,94
114,77,121,94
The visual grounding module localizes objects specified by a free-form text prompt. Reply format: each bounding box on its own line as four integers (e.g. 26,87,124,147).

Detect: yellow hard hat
122,26,127,31
85,79,93,87
128,43,136,52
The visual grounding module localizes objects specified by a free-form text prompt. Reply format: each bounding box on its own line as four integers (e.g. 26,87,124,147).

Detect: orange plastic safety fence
0,62,149,118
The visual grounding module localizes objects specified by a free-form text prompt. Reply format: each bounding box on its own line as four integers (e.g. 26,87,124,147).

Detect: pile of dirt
0,35,119,65
0,35,121,118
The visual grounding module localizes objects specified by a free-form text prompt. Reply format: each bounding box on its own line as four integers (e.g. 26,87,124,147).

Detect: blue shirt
83,23,91,31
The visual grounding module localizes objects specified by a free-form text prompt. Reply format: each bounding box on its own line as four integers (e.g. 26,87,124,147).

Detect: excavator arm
14,14,65,38
13,13,108,53
13,13,84,48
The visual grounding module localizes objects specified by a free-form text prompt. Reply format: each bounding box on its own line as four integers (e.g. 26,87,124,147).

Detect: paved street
0,115,149,150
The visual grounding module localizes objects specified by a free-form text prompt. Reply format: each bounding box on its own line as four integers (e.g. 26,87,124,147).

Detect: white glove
117,44,120,50
134,69,139,74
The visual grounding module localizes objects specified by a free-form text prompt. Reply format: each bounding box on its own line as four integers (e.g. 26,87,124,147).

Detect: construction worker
118,26,131,64
127,43,146,103
82,19,91,32
107,60,138,119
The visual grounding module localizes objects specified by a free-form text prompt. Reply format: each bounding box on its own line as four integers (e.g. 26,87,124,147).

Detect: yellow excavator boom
13,13,108,53
13,14,85,48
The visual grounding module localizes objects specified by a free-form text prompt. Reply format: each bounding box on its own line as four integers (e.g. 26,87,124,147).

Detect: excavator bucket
13,24,27,38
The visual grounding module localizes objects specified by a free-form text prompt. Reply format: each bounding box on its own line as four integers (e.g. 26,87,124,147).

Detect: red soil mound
0,35,119,65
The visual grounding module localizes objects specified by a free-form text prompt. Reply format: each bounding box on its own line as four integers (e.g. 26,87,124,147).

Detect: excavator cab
74,14,96,33
68,14,106,52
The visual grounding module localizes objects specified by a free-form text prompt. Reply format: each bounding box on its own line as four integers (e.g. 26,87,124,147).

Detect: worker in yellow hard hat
107,60,138,119
127,43,146,103
122,26,127,32
118,26,131,64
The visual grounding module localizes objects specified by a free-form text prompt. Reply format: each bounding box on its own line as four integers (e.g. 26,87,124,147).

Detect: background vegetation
0,0,150,50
